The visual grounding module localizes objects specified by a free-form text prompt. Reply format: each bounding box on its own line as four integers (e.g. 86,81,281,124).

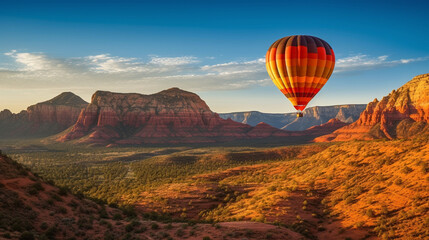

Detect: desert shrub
108,202,118,208
376,158,393,167
50,194,62,202
40,222,48,230
317,226,326,231
380,205,389,215
175,228,184,237
33,182,44,191
11,219,28,232
99,207,109,219
353,186,364,195
68,200,78,208
77,217,93,230
349,160,360,167
372,185,383,194
157,231,170,238
355,221,365,228
104,232,115,240
401,166,413,174
151,222,159,230
245,229,254,237
135,226,147,233
112,213,122,220
121,205,137,218
19,232,34,240
45,199,54,206
366,209,375,218
265,233,273,239
2,233,11,239
203,237,212,240
125,223,134,232
45,226,57,239
126,220,141,232
394,178,403,185
99,219,108,225
165,223,173,229
27,187,39,195
418,162,428,174
78,206,90,214
57,206,67,214
345,195,356,205
58,186,69,196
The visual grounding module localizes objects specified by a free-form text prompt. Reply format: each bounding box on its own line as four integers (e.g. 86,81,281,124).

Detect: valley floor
1,135,428,239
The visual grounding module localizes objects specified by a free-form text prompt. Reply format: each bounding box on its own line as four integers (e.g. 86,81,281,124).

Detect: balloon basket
296,111,303,118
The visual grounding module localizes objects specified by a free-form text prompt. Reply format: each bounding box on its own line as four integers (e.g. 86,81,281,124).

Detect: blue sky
1,0,428,113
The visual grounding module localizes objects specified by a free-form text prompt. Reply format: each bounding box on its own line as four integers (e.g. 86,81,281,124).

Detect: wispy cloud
149,56,199,66
201,58,265,73
85,54,144,73
0,50,268,91
1,50,427,92
334,54,429,73
5,50,65,72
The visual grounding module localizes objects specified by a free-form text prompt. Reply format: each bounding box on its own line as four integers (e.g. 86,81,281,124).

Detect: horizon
1,88,372,114
1,0,429,113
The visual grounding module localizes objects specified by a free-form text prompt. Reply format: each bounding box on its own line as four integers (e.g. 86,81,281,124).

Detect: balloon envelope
266,35,335,111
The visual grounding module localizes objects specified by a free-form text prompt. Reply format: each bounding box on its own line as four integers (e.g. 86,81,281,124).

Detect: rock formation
303,118,349,136
219,104,366,130
58,88,300,145
0,92,87,138
315,73,429,142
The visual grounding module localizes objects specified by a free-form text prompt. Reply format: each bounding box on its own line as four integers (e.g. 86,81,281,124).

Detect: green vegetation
5,143,328,204
1,134,428,239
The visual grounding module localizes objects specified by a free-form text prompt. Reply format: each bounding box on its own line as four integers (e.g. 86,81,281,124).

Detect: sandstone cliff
0,92,87,138
315,73,429,142
219,104,365,131
58,88,300,145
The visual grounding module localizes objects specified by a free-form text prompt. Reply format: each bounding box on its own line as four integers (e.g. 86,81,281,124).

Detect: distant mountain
0,92,88,139
316,73,429,142
219,111,292,129
219,104,366,131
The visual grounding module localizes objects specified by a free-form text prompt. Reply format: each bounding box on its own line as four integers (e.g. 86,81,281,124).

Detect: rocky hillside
0,152,305,240
220,104,366,131
316,73,429,142
0,151,128,239
59,88,343,146
0,92,87,139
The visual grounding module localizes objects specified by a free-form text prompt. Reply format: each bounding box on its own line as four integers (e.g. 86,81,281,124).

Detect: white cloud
149,56,199,66
0,51,268,91
5,50,64,72
1,50,428,93
201,58,265,73
85,54,146,73
334,54,429,73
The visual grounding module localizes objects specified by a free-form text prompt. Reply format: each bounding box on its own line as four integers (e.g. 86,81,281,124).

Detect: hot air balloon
266,35,335,117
